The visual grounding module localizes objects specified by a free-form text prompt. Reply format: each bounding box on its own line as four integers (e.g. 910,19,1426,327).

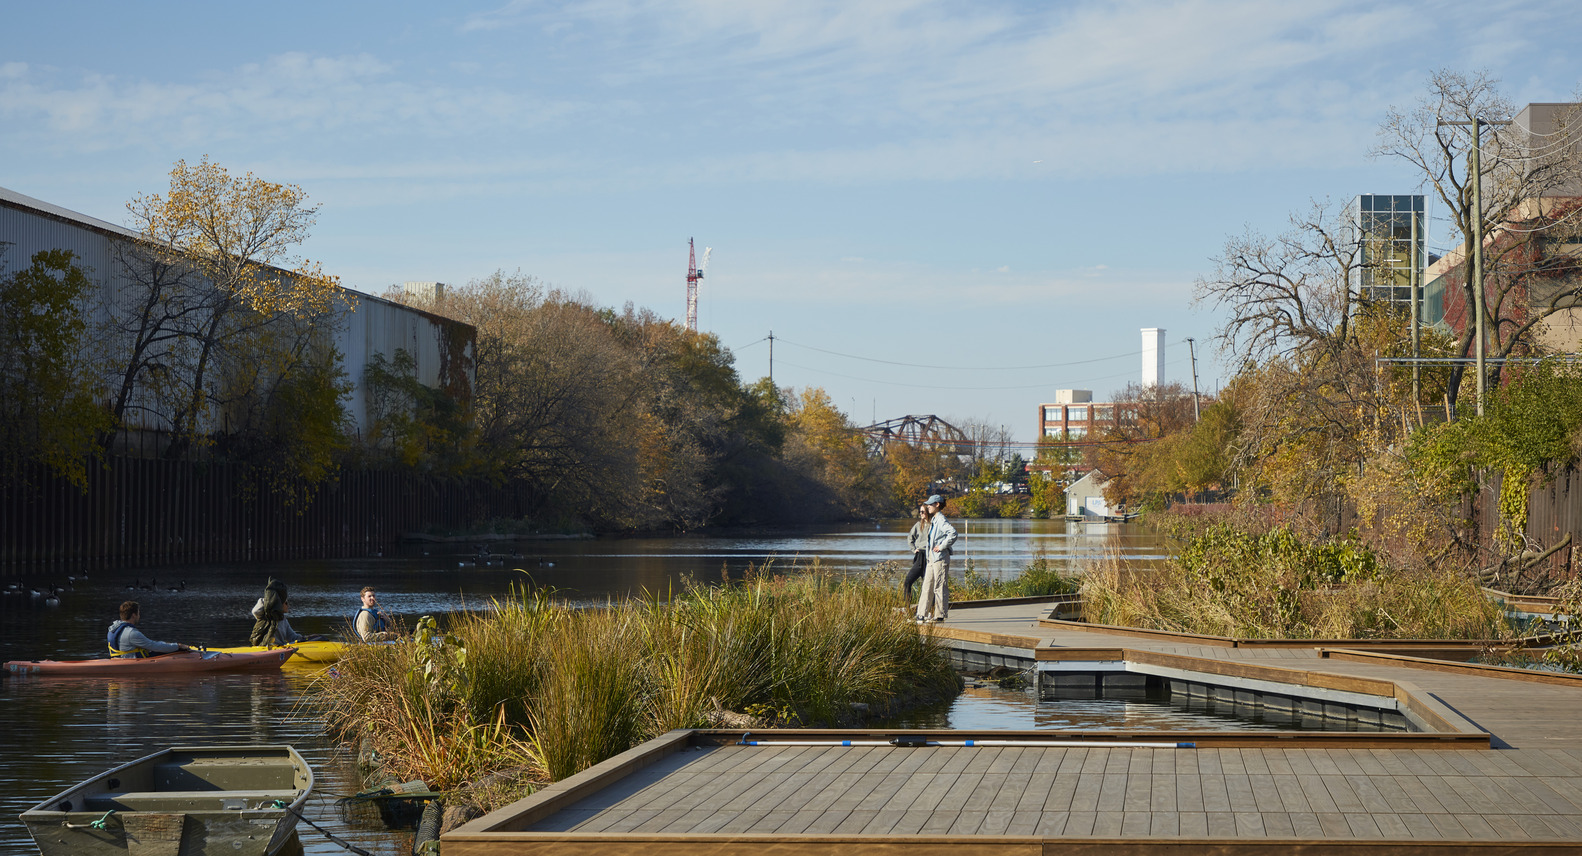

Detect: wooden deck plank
1174,772,1204,813
1370,812,1413,838
1005,809,1042,836
1293,770,1339,814
1484,813,1534,840
1199,772,1232,813
1206,811,1237,836
919,809,960,835
1316,774,1366,814
1456,812,1501,839
1315,811,1351,838
1369,774,1423,815
1343,812,1383,838
1062,810,1097,836
1272,773,1312,813
887,809,933,835
1091,810,1125,836
1399,812,1443,840
1094,767,1129,812
1147,773,1175,813
1148,811,1180,836
1247,774,1284,812
852,806,903,835
828,808,880,834
1287,811,1322,837
1231,811,1264,836
1034,811,1070,836
1393,773,1452,814
1119,810,1151,835
1122,768,1152,812
1178,811,1208,836
1260,811,1295,837
1223,773,1258,813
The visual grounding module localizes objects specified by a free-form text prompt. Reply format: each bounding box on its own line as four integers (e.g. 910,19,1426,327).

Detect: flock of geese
1,574,190,607
3,547,547,606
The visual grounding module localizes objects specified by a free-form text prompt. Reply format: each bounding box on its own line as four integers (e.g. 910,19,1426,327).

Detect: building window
1068,406,1088,421
1093,405,1113,421
1044,426,1062,437
1043,406,1061,421
1067,426,1087,439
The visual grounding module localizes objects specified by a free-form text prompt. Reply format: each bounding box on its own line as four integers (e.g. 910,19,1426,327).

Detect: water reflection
892,683,1398,732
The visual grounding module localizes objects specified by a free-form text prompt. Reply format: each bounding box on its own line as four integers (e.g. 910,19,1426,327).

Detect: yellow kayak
212,640,349,664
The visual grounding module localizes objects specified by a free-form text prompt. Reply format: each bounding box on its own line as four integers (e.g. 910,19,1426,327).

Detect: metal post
1185,337,1201,422
768,330,774,384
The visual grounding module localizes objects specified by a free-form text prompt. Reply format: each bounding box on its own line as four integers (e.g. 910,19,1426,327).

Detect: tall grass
1079,524,1511,640
953,556,1080,601
310,568,959,808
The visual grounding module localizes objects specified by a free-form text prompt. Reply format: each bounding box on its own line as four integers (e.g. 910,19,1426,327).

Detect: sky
3,0,1580,445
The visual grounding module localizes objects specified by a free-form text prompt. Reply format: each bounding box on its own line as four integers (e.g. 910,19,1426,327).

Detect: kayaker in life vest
250,578,307,647
355,586,399,642
108,601,191,658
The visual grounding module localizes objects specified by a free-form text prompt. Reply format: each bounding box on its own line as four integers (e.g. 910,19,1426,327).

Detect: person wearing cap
915,494,958,623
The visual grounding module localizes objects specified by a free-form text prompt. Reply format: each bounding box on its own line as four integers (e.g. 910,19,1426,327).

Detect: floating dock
444,600,1582,853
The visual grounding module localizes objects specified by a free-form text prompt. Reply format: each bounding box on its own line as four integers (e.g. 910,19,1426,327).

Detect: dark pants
903,551,926,602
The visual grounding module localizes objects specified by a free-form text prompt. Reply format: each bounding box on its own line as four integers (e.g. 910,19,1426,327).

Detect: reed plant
1079,524,1511,640
953,556,1080,601
310,567,959,806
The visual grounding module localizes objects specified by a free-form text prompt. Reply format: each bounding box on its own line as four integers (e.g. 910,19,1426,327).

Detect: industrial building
0,184,473,448
1037,389,1116,439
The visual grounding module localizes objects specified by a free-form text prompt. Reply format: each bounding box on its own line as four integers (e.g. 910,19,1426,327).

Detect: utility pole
1438,117,1510,418
1410,206,1421,413
767,330,774,384
1185,337,1201,423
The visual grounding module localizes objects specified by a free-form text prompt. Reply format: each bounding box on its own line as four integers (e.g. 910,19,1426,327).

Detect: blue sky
4,0,1579,444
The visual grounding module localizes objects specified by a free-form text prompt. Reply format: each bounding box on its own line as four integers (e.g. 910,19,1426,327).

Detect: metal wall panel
1,189,474,440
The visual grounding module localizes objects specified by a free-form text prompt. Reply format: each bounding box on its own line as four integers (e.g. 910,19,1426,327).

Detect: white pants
916,555,949,620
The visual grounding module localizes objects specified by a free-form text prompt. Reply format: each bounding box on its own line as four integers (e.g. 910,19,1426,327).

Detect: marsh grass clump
1080,523,1511,640
311,568,959,809
953,556,1080,602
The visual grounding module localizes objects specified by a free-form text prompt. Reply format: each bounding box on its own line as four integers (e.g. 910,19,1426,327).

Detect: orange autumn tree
121,157,349,462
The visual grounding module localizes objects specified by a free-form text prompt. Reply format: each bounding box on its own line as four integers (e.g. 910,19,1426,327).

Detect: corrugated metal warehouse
0,184,473,440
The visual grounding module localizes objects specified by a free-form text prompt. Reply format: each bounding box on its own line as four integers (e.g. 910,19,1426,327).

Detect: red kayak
4,648,295,676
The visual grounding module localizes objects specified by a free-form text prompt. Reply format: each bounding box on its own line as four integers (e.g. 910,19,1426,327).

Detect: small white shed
1063,470,1113,519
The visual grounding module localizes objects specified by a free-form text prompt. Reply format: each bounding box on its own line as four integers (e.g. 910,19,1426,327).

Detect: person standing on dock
903,504,929,603
915,495,957,623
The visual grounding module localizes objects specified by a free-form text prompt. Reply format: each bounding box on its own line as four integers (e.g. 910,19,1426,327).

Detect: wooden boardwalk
444,601,1582,854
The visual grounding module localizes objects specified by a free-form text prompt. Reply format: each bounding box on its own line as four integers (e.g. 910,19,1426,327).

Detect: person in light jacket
915,494,958,622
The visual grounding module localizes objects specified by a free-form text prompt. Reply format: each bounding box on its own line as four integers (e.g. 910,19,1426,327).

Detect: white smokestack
1142,328,1165,387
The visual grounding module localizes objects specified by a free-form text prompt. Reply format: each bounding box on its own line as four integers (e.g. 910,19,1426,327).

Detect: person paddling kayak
108,601,191,658
355,586,399,642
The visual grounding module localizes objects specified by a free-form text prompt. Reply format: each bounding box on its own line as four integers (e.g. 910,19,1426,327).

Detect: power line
775,335,1193,372
774,356,1193,391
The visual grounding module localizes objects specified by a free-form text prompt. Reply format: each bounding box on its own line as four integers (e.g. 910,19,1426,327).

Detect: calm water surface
0,519,1163,854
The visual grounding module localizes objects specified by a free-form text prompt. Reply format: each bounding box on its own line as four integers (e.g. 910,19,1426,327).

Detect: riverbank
310,570,962,820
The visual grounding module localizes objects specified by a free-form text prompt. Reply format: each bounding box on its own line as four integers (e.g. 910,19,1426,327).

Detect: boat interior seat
82,789,300,812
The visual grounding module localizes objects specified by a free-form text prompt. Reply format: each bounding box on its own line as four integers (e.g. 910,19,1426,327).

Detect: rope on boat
267,800,376,856
63,809,117,829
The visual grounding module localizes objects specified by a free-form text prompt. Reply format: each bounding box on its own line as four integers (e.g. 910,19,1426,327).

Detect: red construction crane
686,237,704,332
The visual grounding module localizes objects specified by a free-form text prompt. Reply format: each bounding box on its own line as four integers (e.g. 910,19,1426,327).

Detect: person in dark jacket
249,578,304,647
903,504,929,602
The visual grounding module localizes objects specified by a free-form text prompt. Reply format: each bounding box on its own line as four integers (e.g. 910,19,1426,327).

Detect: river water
0,518,1162,854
